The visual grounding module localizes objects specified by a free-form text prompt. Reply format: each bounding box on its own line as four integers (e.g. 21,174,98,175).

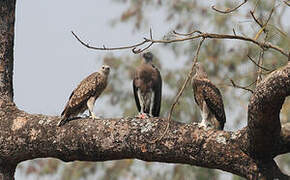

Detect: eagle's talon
90,114,100,120
83,114,89,118
198,122,207,128
136,113,149,119
133,52,162,119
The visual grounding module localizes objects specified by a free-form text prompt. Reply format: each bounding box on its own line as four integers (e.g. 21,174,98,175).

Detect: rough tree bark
0,1,289,180
0,0,15,102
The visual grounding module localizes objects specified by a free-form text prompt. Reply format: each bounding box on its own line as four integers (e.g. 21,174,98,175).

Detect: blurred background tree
16,0,289,179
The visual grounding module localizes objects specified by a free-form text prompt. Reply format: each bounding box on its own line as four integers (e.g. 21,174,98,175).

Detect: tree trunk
0,0,16,102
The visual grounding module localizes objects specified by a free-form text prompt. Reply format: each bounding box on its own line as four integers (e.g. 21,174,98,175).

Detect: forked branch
230,79,254,93
71,30,289,58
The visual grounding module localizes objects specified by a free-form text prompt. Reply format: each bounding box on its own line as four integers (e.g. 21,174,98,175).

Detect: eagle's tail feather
57,117,68,127
61,106,68,116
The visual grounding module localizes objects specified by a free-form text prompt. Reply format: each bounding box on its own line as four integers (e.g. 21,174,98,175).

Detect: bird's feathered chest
134,64,159,93
68,72,108,107
192,78,205,107
192,78,220,107
94,74,108,95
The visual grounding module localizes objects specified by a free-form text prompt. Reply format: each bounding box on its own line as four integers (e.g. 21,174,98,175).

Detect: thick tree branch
0,163,16,180
0,0,16,102
0,104,271,179
0,101,289,179
247,62,290,159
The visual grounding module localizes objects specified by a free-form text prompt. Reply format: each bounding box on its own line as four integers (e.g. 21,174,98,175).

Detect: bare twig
150,28,153,39
149,38,205,143
250,11,265,32
265,7,275,26
283,0,290,7
173,30,202,36
212,0,247,14
255,5,274,84
72,30,289,58
251,5,275,37
132,41,154,54
71,30,149,51
256,50,265,85
230,79,254,93
253,26,266,40
253,0,261,13
233,28,237,36
247,55,270,71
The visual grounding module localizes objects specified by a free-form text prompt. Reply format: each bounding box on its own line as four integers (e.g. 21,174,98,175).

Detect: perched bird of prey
58,65,110,126
191,63,226,130
133,52,162,118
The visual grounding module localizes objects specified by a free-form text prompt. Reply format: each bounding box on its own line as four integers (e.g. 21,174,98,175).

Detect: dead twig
247,55,270,71
251,5,275,39
212,0,247,14
283,0,290,6
253,0,261,13
132,42,154,54
71,31,149,53
250,11,265,32
132,28,155,53
254,5,274,84
250,11,263,28
173,30,202,36
265,7,275,26
72,30,289,58
149,38,205,143
256,50,265,85
233,28,237,36
230,79,254,93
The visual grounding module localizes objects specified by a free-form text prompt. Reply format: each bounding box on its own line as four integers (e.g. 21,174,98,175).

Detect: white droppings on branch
11,117,27,131
216,134,227,144
141,123,153,133
29,128,39,141
230,131,242,140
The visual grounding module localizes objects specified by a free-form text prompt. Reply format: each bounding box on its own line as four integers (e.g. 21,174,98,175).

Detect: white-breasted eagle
58,65,110,126
192,63,226,130
133,52,162,118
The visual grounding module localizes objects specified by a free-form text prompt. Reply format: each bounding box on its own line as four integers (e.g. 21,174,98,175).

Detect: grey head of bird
143,52,153,63
194,62,208,79
100,65,110,76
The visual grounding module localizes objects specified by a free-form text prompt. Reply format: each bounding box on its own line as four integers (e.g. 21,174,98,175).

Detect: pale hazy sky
14,0,178,117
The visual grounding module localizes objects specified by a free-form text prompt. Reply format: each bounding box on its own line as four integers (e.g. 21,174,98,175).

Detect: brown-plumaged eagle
58,65,110,126
133,52,162,118
191,63,226,130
